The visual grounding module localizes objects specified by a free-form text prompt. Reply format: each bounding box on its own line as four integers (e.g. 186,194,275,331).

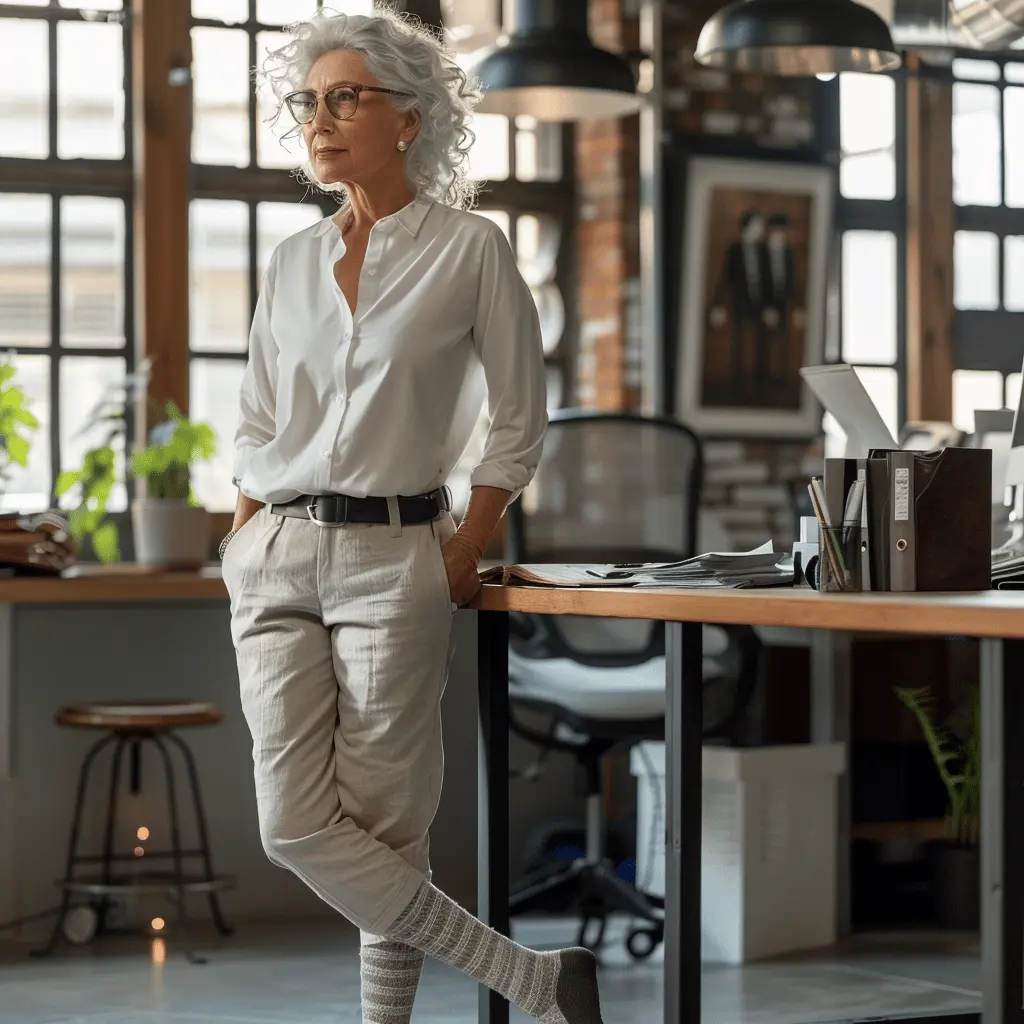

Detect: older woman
219,10,603,1024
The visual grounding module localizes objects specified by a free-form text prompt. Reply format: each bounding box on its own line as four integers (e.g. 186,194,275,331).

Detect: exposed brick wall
576,0,825,550
575,0,641,411
662,1,817,148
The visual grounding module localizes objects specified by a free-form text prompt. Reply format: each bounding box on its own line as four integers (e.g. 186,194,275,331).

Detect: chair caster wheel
626,926,661,961
62,904,99,946
577,915,607,952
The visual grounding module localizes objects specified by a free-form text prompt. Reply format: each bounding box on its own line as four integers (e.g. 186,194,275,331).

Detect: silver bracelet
218,530,238,560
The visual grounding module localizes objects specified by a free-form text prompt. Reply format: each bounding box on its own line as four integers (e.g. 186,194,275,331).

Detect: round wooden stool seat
55,699,222,731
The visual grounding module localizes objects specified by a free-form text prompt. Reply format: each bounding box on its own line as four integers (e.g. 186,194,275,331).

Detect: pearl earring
397,140,409,152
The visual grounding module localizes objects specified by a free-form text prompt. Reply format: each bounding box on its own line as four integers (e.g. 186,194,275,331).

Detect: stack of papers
480,542,795,590
992,546,1024,588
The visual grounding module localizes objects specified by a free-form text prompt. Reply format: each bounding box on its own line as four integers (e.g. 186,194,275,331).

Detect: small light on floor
151,917,166,932
151,938,166,964
137,826,150,841
134,846,145,857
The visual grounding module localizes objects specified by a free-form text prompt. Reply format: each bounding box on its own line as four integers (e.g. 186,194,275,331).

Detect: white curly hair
257,6,480,208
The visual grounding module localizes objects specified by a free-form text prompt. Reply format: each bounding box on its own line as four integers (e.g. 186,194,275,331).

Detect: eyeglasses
284,84,413,124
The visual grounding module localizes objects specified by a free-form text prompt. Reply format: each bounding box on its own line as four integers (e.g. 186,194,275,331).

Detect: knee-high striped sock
386,881,603,1024
360,934,425,1024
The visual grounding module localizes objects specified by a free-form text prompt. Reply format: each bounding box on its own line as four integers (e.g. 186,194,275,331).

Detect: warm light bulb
151,917,165,931
137,826,150,841
134,847,145,857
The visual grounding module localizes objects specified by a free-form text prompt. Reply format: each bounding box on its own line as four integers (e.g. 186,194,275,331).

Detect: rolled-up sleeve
231,250,279,493
469,224,547,500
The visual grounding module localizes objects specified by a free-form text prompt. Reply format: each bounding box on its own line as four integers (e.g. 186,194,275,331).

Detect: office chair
505,410,762,957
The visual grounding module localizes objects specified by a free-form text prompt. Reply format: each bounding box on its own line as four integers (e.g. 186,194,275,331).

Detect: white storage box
630,741,846,964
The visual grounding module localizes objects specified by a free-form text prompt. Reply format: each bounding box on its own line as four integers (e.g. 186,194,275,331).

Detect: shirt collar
312,196,433,239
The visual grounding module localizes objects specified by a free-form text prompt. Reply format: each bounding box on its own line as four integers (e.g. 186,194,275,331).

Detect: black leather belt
270,488,448,526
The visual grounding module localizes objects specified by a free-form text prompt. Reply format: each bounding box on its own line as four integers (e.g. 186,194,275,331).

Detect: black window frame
0,0,135,507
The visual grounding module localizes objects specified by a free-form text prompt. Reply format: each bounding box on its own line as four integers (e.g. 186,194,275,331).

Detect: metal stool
34,699,234,963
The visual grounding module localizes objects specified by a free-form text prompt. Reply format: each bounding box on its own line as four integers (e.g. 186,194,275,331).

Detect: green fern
895,683,980,845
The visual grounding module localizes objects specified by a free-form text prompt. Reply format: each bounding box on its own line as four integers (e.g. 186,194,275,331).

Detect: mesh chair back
507,412,703,659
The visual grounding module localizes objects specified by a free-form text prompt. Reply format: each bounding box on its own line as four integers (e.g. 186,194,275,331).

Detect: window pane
61,196,125,349
0,194,50,348
952,58,1000,81
256,0,319,22
190,358,245,512
60,357,127,512
953,82,1001,206
466,113,509,181
1004,88,1024,207
515,116,562,182
955,230,999,310
953,369,1004,431
0,354,50,514
190,199,249,353
57,22,124,159
840,73,895,200
256,201,323,283
192,0,247,21
856,366,899,441
1004,236,1024,311
516,213,558,285
1007,372,1022,412
3,1,48,6
531,284,565,356
1006,63,1024,84
0,19,48,158
841,231,897,364
256,31,306,169
475,209,510,240
191,28,250,167
58,0,122,8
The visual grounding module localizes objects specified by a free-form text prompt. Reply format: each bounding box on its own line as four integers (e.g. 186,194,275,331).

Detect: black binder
867,447,991,592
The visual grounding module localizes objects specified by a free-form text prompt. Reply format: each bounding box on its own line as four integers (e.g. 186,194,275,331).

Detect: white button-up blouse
231,197,547,505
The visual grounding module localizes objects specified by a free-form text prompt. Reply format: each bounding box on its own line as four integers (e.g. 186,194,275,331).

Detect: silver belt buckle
306,496,347,528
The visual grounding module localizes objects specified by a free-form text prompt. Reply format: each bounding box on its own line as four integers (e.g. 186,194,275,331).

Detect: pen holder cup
815,525,864,593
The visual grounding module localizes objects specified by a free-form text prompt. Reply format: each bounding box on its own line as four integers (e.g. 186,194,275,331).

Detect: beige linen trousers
223,503,458,937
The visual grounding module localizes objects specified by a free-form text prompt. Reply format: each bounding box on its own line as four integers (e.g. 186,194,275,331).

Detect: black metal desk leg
981,638,1024,1024
664,621,704,1024
477,610,511,1024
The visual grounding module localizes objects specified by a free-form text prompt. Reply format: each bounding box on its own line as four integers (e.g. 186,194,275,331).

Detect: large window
828,71,903,454
950,56,1024,431
834,57,1024,447
0,0,132,512
188,3,574,511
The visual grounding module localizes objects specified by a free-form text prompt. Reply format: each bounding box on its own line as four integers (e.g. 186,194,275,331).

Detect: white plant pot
131,498,211,568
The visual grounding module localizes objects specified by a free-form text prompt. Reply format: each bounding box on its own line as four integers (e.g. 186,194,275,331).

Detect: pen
808,477,846,585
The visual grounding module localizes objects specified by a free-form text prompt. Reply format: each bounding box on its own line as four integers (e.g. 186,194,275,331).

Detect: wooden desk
471,585,1024,1024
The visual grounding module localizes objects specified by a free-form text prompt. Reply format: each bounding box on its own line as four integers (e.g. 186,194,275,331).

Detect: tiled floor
0,917,980,1024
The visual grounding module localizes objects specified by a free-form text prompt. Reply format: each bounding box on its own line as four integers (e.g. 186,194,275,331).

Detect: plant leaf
92,520,120,563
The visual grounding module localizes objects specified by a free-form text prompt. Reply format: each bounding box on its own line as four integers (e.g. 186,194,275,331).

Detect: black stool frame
34,727,233,963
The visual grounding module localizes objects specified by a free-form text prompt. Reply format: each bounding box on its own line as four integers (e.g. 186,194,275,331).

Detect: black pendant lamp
473,0,642,121
694,0,901,76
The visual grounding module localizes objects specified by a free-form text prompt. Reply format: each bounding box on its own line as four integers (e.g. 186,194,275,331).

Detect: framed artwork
675,157,834,437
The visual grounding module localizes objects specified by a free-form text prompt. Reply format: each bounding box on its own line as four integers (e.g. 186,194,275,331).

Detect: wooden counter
0,565,226,604
471,582,1024,639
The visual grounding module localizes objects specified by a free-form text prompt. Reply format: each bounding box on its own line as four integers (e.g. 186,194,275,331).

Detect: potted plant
129,402,216,568
895,682,980,929
0,359,40,497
